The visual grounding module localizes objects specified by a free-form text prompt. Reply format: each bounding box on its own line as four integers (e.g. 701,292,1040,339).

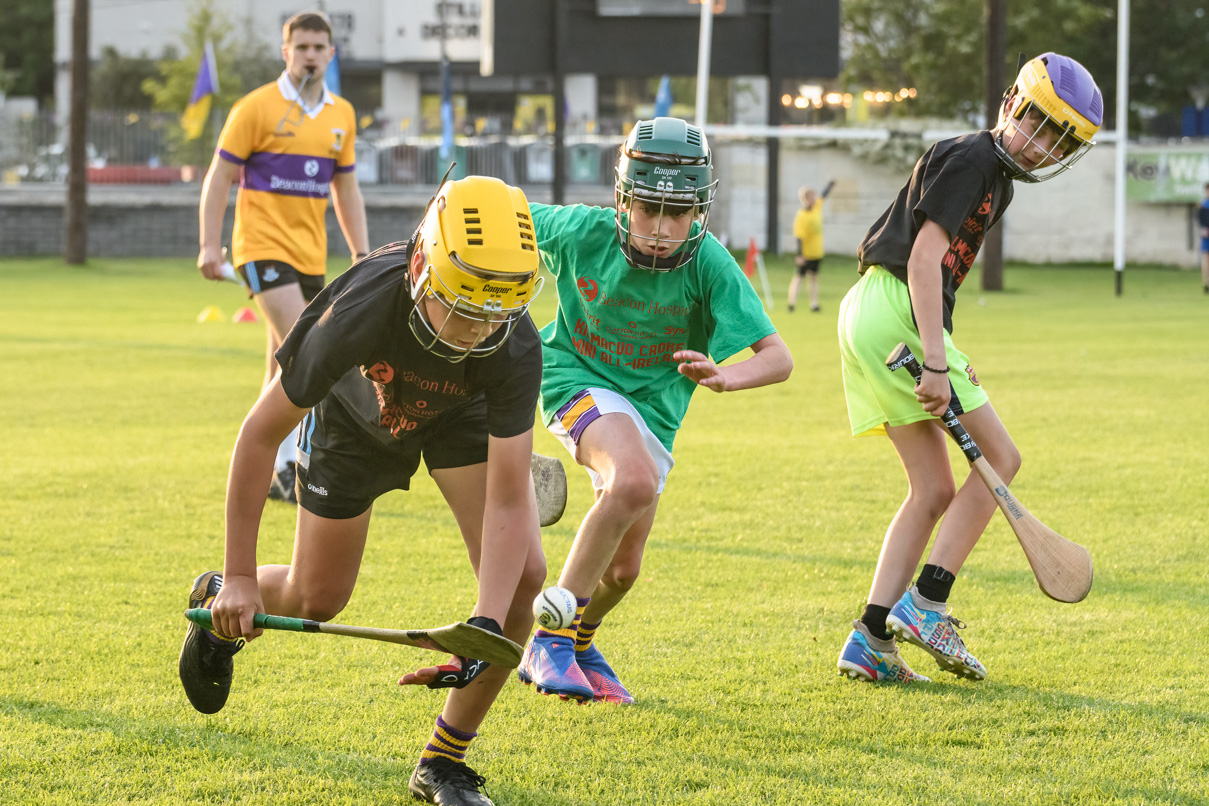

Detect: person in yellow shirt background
788,180,834,313
197,10,369,503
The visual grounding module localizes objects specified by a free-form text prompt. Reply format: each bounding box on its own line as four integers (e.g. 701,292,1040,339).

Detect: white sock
275,425,300,472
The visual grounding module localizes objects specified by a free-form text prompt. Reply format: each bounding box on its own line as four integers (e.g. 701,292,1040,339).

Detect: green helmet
614,117,718,271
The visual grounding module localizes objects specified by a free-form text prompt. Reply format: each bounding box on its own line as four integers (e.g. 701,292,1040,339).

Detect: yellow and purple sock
419,715,476,766
534,596,590,641
575,619,600,653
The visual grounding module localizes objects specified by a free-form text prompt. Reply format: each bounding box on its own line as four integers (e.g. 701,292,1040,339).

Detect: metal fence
0,108,624,189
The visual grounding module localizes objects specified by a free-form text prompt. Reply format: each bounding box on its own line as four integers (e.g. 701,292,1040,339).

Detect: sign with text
385,1,483,63
1127,149,1209,203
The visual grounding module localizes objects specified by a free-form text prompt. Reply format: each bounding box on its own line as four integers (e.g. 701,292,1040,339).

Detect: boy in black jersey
179,176,546,806
834,54,1103,684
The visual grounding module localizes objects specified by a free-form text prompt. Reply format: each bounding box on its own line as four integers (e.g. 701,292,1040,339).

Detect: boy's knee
604,466,659,513
915,480,956,520
517,556,548,601
602,563,640,595
292,591,349,623
1001,445,1022,482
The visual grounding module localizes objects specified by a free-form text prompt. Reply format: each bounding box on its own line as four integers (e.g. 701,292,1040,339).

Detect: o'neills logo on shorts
307,483,328,496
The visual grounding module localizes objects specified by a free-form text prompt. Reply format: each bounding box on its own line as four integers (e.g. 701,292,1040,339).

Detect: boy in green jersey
517,117,793,704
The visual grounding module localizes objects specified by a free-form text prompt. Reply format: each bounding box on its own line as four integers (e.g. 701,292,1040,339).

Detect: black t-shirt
857,131,1014,333
275,242,542,449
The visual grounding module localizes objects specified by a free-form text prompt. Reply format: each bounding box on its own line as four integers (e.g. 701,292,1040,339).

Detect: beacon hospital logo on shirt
360,360,465,438
578,278,599,302
235,149,336,198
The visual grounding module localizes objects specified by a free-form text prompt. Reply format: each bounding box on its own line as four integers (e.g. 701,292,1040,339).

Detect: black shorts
237,260,325,302
796,259,821,277
294,397,490,519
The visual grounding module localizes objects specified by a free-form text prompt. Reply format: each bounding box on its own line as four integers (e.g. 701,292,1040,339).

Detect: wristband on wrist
921,362,950,374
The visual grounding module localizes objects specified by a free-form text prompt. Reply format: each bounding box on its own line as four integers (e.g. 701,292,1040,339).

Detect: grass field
2,254,1207,805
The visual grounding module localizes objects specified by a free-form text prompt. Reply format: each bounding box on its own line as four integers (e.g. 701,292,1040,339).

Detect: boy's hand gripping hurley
886,342,1093,603
184,609,523,668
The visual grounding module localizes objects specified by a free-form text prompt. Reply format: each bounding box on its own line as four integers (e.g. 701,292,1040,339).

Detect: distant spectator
1199,182,1209,294
788,180,835,312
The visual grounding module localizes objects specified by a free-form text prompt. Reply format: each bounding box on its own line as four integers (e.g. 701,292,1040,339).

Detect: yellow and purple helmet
409,175,543,362
615,117,719,271
995,52,1103,183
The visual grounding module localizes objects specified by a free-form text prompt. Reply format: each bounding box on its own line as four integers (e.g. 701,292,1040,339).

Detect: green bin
568,144,601,183
435,145,466,182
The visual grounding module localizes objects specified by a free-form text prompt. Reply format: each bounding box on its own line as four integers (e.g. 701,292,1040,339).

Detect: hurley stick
886,342,1093,603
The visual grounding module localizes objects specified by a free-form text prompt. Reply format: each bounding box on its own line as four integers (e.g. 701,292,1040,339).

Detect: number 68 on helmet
409,175,545,362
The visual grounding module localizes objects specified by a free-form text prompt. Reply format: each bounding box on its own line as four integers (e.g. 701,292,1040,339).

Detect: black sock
916,563,956,603
860,604,893,640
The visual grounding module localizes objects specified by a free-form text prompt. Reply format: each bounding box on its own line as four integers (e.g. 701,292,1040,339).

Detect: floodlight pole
65,0,90,264
981,0,1006,292
694,0,713,127
552,0,567,204
1113,0,1130,296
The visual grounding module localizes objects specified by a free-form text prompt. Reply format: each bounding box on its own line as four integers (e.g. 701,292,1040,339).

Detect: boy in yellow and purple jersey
197,11,369,504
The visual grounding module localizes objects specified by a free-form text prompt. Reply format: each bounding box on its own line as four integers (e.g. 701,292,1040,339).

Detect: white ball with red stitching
532,586,576,631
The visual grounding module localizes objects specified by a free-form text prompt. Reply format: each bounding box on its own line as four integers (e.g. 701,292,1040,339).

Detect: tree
92,47,161,109
841,0,1209,133
141,0,278,163
0,0,54,104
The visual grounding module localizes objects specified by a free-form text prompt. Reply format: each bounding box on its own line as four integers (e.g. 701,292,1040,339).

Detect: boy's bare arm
674,333,792,393
331,170,370,258
906,219,952,416
197,156,240,280
476,429,541,624
213,378,309,639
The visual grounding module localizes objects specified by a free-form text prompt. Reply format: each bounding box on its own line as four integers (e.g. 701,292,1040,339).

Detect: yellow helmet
410,175,544,361
995,52,1103,183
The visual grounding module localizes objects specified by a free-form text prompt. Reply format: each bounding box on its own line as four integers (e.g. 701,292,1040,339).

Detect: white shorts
547,387,674,494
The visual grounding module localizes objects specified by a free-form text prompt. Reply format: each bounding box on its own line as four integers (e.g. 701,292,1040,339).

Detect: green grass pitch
1,254,1206,805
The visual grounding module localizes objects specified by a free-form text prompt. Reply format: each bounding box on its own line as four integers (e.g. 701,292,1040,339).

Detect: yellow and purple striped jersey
217,72,356,275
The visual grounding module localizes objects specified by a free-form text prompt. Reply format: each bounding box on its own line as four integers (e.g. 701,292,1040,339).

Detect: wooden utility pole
65,0,90,264
981,0,1007,291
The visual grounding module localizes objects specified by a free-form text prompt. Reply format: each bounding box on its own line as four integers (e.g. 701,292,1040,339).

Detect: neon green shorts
837,266,988,437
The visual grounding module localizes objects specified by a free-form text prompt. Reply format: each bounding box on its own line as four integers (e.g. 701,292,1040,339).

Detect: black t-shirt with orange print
275,241,542,451
857,131,1014,333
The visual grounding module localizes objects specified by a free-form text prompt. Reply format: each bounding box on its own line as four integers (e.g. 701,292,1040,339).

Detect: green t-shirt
531,202,775,451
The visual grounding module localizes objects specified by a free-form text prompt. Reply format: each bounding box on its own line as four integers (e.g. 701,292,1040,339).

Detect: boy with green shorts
516,117,793,704
835,53,1103,683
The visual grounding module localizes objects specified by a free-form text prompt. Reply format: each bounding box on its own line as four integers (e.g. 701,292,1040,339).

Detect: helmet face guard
615,117,719,271
994,52,1104,183
408,175,543,363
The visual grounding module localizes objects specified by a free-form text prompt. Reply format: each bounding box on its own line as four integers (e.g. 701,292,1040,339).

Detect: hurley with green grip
183,608,523,668
885,342,1093,603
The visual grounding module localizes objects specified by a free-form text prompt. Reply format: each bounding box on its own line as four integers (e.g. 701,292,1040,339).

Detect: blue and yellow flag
325,45,341,97
181,41,218,140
